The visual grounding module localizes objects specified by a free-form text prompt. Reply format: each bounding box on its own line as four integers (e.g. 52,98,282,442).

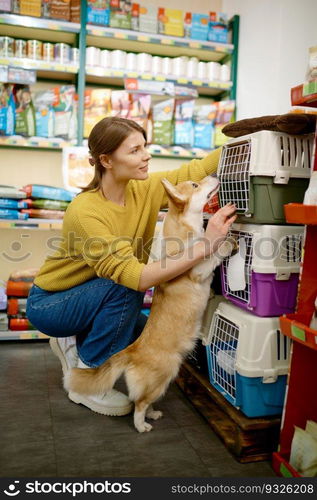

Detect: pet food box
87,0,110,26
138,4,157,33
205,301,291,417
158,8,184,38
109,0,131,29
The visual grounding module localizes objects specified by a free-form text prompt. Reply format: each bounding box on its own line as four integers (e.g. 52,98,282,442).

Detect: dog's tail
65,351,128,396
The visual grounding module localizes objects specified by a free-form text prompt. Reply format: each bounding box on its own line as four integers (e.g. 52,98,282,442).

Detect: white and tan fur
66,176,235,432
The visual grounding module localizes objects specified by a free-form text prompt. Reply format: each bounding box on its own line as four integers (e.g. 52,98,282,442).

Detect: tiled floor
0,342,275,477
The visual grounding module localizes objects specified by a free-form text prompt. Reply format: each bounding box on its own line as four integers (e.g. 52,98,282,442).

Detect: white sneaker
49,337,78,376
68,389,133,416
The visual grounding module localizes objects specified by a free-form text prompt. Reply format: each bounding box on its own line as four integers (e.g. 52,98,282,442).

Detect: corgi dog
67,176,236,432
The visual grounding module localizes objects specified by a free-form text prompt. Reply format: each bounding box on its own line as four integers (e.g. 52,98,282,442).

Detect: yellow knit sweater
34,148,221,291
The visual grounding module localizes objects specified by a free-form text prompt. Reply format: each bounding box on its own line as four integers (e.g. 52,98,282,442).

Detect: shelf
280,313,317,351
86,25,233,63
147,144,210,159
0,57,78,79
272,452,301,477
284,203,317,225
0,218,63,230
175,361,281,463
0,329,49,340
86,66,232,96
0,13,80,44
0,136,76,150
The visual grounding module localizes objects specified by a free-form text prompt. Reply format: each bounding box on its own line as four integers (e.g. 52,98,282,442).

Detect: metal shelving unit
0,10,239,341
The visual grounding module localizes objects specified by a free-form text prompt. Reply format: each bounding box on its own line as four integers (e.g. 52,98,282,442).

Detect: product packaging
138,4,157,33
87,0,110,26
0,0,11,12
0,209,28,220
0,84,15,136
52,85,76,139
185,13,209,41
158,8,184,37
13,84,36,137
193,103,217,149
131,3,139,30
22,184,75,202
0,185,26,199
7,298,28,316
174,99,195,147
0,198,28,209
9,318,36,330
111,90,130,118
214,99,235,146
48,0,71,20
109,0,132,29
306,46,317,80
70,0,80,22
208,12,228,43
84,88,111,138
24,198,69,210
19,0,41,17
152,98,174,145
21,208,65,219
0,36,14,57
33,89,55,138
128,93,151,135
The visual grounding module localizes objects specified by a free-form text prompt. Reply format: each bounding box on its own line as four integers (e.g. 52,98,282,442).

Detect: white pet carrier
221,223,304,317
217,131,314,224
205,301,291,417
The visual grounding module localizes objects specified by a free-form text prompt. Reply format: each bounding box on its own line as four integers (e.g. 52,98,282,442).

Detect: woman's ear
99,154,112,169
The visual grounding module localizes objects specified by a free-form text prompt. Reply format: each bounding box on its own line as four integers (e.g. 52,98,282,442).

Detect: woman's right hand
204,203,237,255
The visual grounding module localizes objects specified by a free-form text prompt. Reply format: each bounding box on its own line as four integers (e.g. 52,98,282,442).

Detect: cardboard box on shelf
49,0,71,21
87,0,110,26
138,4,157,34
158,8,184,38
19,0,42,16
109,0,131,30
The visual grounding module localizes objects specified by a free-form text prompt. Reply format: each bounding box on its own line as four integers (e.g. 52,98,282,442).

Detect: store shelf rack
0,11,239,146
0,136,76,150
0,330,48,340
86,25,234,63
0,218,63,230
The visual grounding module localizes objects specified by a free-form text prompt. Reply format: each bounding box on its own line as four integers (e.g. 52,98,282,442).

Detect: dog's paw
136,421,153,433
146,409,163,420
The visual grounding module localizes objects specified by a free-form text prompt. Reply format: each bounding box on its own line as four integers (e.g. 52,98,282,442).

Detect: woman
26,117,236,417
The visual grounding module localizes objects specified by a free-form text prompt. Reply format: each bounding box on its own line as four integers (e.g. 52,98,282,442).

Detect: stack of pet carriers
20,184,75,219
6,268,38,330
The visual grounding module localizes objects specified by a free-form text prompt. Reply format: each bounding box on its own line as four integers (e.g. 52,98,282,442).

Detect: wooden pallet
175,361,281,463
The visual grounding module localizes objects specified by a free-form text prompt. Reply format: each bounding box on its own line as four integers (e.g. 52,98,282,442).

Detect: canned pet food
0,36,14,57
54,43,71,64
43,42,54,62
27,40,43,60
14,39,27,59
70,48,79,64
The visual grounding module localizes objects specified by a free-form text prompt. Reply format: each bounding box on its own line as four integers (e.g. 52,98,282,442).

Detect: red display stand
272,204,317,477
272,129,317,477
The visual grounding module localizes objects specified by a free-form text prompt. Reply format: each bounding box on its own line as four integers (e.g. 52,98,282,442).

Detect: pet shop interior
0,0,317,481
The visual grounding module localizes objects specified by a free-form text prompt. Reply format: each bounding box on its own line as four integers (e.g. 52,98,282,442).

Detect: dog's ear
161,178,187,207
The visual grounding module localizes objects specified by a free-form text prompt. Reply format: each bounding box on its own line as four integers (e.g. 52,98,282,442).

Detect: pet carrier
217,131,313,224
205,301,291,417
221,223,304,317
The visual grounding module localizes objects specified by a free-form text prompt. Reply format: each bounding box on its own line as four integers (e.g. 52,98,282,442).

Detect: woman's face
105,131,152,182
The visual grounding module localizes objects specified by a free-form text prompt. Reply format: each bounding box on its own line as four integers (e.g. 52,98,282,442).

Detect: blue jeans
26,278,146,367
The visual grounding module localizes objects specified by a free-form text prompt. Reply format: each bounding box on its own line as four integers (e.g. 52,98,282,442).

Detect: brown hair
82,117,147,193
